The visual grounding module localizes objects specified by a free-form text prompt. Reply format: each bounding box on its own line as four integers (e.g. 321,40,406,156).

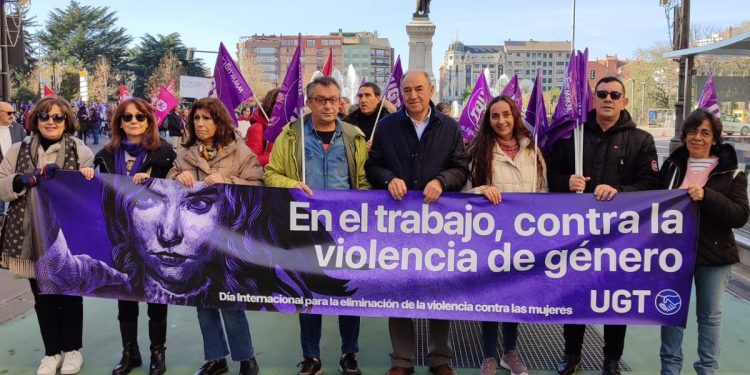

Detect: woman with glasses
167,97,263,375
0,96,94,375
94,98,176,375
658,108,749,375
464,96,545,375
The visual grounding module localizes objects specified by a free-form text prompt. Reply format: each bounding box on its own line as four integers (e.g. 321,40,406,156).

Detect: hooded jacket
659,143,749,266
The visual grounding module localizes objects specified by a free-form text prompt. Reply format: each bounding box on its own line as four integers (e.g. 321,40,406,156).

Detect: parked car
723,115,750,136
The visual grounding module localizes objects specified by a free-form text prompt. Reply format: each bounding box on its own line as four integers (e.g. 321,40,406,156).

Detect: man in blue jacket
365,71,469,375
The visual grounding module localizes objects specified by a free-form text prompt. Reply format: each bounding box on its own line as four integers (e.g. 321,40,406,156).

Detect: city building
331,30,394,89
438,39,571,103
237,31,393,95
503,40,571,92
587,55,629,87
439,42,504,103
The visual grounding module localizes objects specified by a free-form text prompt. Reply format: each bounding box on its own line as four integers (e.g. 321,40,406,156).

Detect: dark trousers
118,300,168,346
29,279,83,355
563,324,627,360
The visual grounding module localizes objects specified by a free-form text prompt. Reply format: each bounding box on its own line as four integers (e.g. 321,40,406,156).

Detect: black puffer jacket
344,105,390,141
365,102,468,191
659,143,749,266
547,109,659,193
94,140,176,178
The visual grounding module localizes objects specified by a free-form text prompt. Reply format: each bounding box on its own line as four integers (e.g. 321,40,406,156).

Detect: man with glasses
547,76,659,375
366,71,468,375
0,102,26,215
265,76,370,375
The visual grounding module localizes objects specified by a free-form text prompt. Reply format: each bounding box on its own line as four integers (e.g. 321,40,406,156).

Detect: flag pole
370,95,387,140
298,35,306,185
256,99,270,121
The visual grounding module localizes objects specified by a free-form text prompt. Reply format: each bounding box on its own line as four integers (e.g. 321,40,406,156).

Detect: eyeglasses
4,111,15,116
38,112,66,123
595,90,623,100
122,113,148,122
686,129,713,139
311,96,340,106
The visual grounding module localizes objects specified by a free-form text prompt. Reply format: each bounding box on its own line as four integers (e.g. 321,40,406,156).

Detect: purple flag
698,73,721,117
458,72,492,142
214,42,254,123
576,48,592,122
525,69,549,147
383,56,404,111
500,74,523,112
545,51,581,152
265,35,304,142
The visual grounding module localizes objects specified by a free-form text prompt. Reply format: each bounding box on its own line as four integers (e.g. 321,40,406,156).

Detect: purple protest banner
383,56,404,111
31,172,698,326
265,34,304,142
214,42,254,123
458,72,492,142
698,73,721,117
500,74,523,113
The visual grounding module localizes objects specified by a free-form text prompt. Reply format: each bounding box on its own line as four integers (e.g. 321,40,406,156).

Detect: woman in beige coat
167,97,262,375
464,95,546,375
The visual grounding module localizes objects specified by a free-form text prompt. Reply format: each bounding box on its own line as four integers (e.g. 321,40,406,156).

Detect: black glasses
4,111,15,116
311,96,340,106
38,112,66,123
595,90,623,100
122,113,148,122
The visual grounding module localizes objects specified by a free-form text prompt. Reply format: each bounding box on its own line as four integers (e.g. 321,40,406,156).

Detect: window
281,39,295,46
322,40,329,46
306,40,315,47
255,56,277,63
259,65,276,72
590,70,596,80
254,47,277,54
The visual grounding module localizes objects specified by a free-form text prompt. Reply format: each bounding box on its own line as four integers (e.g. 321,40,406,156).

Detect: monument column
406,2,436,78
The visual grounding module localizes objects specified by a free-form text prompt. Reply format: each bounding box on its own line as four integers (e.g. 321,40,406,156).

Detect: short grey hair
306,76,341,98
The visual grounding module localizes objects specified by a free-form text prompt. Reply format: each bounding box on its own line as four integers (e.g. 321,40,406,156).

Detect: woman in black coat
658,108,749,375
94,98,175,375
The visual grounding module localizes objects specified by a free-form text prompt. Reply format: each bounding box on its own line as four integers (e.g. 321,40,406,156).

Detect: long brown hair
183,97,237,148
29,96,78,136
105,98,162,153
467,95,544,187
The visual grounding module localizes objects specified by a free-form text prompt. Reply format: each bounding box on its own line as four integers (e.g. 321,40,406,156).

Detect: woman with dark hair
245,88,279,167
168,96,262,375
0,96,94,375
464,95,546,375
659,109,749,375
94,97,175,375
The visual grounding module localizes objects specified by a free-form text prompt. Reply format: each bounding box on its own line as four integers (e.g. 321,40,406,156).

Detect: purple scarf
115,141,147,176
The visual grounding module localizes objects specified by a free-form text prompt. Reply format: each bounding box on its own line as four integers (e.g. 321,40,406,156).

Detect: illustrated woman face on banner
129,179,222,295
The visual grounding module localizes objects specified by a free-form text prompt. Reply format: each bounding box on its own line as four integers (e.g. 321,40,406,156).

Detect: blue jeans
299,313,360,358
481,322,519,358
660,265,731,375
197,307,254,362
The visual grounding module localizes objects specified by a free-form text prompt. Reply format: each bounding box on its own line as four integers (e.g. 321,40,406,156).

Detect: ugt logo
655,289,682,316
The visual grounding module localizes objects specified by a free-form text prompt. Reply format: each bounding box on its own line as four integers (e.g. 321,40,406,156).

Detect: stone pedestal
406,16,436,77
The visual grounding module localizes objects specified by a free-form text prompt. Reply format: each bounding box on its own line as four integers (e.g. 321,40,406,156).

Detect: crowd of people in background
0,72,746,375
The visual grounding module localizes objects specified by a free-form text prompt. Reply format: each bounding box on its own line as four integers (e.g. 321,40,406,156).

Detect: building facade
587,55,629,88
439,42,504,103
237,31,392,96
438,39,571,103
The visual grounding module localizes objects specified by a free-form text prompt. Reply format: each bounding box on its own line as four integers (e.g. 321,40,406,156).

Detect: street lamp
641,81,646,126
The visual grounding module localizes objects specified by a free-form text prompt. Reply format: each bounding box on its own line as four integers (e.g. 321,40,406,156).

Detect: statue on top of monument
414,0,430,17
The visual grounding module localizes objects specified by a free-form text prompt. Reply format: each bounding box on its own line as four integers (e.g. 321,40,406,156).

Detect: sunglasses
38,112,66,123
122,113,148,122
595,90,623,100
4,111,15,116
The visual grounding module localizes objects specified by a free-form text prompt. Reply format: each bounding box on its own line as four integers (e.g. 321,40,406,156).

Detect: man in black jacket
366,71,468,375
547,76,659,375
344,82,390,144
165,106,183,150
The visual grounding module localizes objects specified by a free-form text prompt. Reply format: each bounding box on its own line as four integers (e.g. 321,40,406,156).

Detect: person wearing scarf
167,97,262,375
0,96,94,375
463,96,547,375
93,98,176,375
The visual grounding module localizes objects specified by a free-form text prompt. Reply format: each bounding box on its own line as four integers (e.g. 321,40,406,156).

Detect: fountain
451,100,461,118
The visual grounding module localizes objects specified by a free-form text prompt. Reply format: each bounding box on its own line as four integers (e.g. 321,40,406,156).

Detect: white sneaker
60,350,83,374
37,354,61,375
479,357,497,375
